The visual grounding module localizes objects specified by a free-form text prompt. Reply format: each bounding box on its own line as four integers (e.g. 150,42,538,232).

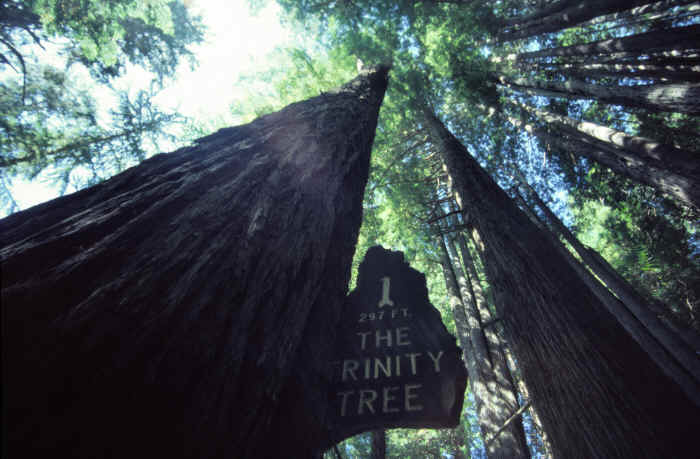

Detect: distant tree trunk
371,430,386,459
516,24,700,61
438,220,529,458
1,66,390,459
532,61,700,83
422,105,699,458
511,100,700,211
497,0,650,42
496,74,700,114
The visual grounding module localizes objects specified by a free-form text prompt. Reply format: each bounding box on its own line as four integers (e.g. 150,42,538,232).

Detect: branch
485,401,532,447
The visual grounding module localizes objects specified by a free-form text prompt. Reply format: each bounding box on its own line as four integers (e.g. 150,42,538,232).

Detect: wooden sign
326,246,467,442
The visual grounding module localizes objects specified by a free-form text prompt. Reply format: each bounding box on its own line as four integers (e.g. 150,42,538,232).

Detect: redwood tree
1,66,390,458
422,105,699,458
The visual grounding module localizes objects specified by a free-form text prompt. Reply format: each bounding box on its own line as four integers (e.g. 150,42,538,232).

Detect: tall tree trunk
497,0,650,42
512,185,700,409
422,105,699,458
444,231,530,459
511,100,700,211
520,182,700,385
496,74,700,114
516,24,700,61
532,61,700,84
449,230,530,459
502,109,700,211
1,66,390,459
371,430,386,459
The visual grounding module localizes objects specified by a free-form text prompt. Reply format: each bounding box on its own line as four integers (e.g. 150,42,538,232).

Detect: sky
9,0,293,211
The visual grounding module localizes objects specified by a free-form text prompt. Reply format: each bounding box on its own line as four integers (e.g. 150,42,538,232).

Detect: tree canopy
3,0,699,456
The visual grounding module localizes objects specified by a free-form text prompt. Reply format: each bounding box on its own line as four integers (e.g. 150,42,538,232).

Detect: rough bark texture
423,106,699,459
520,184,700,403
499,75,700,114
516,24,700,61
536,61,700,84
1,66,390,459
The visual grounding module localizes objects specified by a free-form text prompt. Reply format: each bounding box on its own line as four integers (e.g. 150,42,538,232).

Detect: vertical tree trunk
1,67,390,459
422,105,699,458
497,74,700,114
503,107,700,211
439,223,529,459
520,182,700,392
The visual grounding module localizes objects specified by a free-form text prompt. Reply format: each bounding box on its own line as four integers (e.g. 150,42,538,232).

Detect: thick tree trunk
521,183,700,390
422,106,699,458
1,66,390,459
370,430,386,459
512,100,700,210
513,186,700,408
497,0,650,42
497,74,700,114
516,24,700,61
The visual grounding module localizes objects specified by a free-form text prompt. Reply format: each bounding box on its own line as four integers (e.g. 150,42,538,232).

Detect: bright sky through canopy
10,0,293,211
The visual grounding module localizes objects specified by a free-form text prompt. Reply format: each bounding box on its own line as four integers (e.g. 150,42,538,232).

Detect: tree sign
326,245,468,442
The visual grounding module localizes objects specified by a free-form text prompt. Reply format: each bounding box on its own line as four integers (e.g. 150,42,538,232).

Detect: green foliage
0,0,204,214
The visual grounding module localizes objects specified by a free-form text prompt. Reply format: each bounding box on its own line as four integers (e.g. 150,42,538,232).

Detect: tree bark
447,230,530,459
516,24,700,61
1,66,390,459
422,105,699,458
497,74,700,114
521,182,700,391
511,100,700,211
513,186,700,409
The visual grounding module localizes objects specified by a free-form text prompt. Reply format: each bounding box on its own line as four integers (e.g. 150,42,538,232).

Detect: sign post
326,245,468,443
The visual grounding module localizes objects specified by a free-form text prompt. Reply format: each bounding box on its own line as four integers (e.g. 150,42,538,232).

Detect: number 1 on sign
378,276,394,308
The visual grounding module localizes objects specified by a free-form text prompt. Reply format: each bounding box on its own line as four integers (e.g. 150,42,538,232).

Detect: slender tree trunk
497,0,650,42
579,0,697,29
533,61,700,83
497,74,700,114
370,430,386,459
501,0,578,27
448,230,530,459
516,24,700,61
512,100,700,210
503,109,700,211
1,67,390,459
422,105,699,458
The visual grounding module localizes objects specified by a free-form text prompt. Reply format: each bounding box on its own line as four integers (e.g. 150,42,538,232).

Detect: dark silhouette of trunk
510,100,700,211
422,105,699,458
497,0,650,42
518,182,700,399
516,24,700,61
496,74,700,114
1,66,390,459
370,430,386,459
